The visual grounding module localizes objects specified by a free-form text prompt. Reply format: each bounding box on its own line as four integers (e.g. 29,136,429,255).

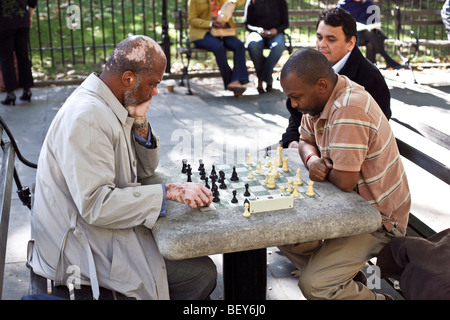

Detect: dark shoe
257,87,265,95
226,85,246,94
19,88,32,102
1,92,16,106
266,83,273,93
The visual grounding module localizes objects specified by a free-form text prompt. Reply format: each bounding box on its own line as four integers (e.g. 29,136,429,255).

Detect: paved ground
1,67,449,300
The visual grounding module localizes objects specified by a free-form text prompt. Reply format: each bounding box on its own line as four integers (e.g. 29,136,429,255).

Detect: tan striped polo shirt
300,75,411,234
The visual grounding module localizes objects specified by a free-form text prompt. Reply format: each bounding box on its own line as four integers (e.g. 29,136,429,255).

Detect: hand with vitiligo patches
165,182,213,209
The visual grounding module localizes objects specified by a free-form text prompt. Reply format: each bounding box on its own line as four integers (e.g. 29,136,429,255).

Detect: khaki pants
278,229,395,300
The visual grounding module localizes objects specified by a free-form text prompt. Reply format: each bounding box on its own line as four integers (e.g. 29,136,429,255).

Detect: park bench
386,6,450,63
0,114,446,300
175,8,320,95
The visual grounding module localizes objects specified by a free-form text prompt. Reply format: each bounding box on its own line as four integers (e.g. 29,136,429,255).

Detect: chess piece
267,174,276,189
231,190,238,203
256,160,262,174
213,188,220,202
271,161,279,178
306,181,315,197
219,171,227,189
247,167,254,179
244,183,251,196
287,179,293,193
200,168,206,180
204,177,210,189
246,153,253,165
282,157,289,172
280,186,285,195
265,156,271,168
296,168,303,185
186,165,192,182
198,159,204,171
230,166,239,181
243,203,251,218
264,171,269,184
181,159,188,173
277,144,283,167
292,181,300,198
210,164,217,180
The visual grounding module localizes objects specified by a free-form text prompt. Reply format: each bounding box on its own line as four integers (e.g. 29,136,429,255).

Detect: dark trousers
0,27,34,92
359,30,400,68
194,32,249,88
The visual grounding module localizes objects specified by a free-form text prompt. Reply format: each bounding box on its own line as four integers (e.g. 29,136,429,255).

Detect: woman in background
189,0,249,95
244,0,288,94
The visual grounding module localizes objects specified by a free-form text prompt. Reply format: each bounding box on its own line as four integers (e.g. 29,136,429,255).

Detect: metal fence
29,0,448,74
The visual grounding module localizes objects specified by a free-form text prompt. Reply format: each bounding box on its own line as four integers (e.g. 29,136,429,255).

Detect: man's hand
125,99,151,121
288,140,299,149
308,157,333,182
165,182,213,209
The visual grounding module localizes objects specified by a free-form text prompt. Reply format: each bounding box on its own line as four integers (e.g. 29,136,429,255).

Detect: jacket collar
80,73,129,126
339,46,364,79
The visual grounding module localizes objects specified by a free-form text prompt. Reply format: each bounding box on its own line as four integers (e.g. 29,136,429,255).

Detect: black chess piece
218,171,227,189
200,169,206,180
231,190,238,203
213,189,220,202
230,166,239,181
198,159,204,171
181,159,188,173
218,170,225,183
186,165,192,182
210,164,217,180
243,183,250,197
204,177,210,189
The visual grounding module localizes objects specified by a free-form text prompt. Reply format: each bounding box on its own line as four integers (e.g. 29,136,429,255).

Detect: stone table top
147,149,381,260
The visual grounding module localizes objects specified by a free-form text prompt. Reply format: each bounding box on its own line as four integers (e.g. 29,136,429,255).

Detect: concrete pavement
1,67,449,300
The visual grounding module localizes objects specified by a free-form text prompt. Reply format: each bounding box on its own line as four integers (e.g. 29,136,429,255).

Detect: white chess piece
247,153,253,165
243,203,251,217
256,160,262,174
287,179,293,193
282,157,289,172
292,181,300,198
306,181,314,197
247,167,254,179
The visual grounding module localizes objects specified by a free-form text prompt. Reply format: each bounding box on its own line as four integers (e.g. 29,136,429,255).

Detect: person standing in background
0,0,36,105
244,0,288,94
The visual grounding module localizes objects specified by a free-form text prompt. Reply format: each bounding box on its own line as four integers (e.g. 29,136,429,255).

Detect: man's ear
347,35,356,51
315,77,328,94
121,70,136,88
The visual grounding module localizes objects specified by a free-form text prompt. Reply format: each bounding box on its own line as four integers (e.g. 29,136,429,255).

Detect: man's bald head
104,35,166,77
281,48,335,85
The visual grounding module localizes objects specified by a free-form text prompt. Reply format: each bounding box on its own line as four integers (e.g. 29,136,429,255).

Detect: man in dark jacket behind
281,8,391,148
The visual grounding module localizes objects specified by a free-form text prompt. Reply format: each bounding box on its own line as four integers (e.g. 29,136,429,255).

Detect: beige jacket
188,0,245,42
30,73,169,300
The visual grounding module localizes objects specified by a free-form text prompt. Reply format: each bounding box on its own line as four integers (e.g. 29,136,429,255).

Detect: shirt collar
332,51,352,73
80,73,129,125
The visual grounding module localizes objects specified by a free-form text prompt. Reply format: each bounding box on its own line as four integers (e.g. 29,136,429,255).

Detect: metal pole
162,0,171,73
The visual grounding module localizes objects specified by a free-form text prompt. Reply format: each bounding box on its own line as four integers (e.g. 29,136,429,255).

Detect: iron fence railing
29,0,448,74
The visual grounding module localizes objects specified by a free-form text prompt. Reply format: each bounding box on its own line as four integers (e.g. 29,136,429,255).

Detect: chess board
179,161,320,211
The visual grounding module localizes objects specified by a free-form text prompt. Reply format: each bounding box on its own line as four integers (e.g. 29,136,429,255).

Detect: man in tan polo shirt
279,48,411,300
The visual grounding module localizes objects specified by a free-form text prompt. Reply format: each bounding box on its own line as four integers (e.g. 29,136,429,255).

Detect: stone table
146,148,381,299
